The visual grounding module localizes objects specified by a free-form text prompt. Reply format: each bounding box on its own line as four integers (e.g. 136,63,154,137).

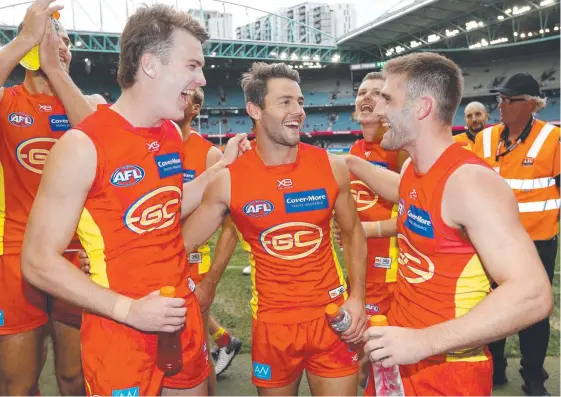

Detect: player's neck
111,89,164,128
255,138,298,166
179,118,195,142
408,126,454,174
23,73,55,96
362,123,383,143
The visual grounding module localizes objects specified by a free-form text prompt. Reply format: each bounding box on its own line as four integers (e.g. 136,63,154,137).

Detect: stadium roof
337,0,560,59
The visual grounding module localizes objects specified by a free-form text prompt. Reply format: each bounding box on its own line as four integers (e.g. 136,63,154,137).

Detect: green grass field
208,230,560,357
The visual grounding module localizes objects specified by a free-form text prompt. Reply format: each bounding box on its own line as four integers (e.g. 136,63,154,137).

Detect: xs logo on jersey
244,200,274,218
260,222,323,260
38,104,52,112
16,138,57,174
397,233,435,284
110,165,145,187
146,141,160,153
350,180,378,211
277,178,293,190
8,112,34,127
125,186,182,234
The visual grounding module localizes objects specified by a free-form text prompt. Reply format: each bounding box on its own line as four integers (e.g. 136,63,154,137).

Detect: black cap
490,72,544,98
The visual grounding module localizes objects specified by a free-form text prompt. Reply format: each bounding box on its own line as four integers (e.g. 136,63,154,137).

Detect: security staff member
454,101,489,151
474,72,560,396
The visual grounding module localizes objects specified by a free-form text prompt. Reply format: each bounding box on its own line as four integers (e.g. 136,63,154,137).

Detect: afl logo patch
9,112,34,127
243,200,275,218
110,165,145,187
398,198,405,216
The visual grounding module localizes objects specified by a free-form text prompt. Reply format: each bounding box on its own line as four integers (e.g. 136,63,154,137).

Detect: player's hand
332,221,342,246
363,325,432,367
125,290,187,333
341,296,367,344
194,278,216,314
20,0,64,46
39,19,63,74
78,250,90,274
222,133,249,165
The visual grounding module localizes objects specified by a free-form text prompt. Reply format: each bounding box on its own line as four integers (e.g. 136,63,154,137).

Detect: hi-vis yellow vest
474,119,560,240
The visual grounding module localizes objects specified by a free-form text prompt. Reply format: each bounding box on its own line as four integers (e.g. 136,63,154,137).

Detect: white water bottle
370,315,405,397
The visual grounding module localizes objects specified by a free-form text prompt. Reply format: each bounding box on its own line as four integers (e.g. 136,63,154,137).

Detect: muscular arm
330,154,367,301
21,130,126,320
346,155,401,203
205,217,239,286
421,165,553,356
362,217,397,238
182,169,231,256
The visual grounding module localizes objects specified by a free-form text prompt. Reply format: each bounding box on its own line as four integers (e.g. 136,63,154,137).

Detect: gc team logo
350,180,378,212
397,233,435,284
124,186,182,234
16,137,57,174
8,112,34,127
260,222,323,260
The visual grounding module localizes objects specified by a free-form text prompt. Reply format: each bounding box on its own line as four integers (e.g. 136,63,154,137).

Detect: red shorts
0,252,82,335
363,357,492,396
82,294,209,396
251,316,359,388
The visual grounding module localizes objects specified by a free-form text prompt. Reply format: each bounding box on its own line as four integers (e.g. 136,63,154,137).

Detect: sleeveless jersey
349,138,399,304
0,84,72,254
75,105,192,299
181,131,214,273
228,143,346,323
390,143,491,363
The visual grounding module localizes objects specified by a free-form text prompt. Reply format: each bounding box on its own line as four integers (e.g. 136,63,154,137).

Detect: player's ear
246,102,262,122
140,52,157,80
416,96,432,121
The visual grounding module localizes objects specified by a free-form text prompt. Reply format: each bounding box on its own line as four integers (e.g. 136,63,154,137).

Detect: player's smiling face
355,78,384,125
260,77,306,147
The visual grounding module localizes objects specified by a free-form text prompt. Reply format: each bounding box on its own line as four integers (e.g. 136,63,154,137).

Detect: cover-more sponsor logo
397,233,435,284
9,112,34,127
284,188,329,214
243,200,275,218
405,205,434,238
260,222,323,260
49,114,70,132
155,152,183,178
125,186,182,234
183,169,196,183
16,137,57,174
110,165,145,187
350,180,378,211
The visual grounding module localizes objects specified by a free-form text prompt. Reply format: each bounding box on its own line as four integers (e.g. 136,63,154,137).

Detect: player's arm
345,155,401,203
424,166,553,354
182,169,231,257
362,217,397,238
329,153,368,344
181,134,248,219
195,216,239,313
38,21,104,125
22,131,186,333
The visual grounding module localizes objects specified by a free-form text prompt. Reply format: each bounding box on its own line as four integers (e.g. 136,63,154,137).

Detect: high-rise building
236,2,356,45
188,9,234,40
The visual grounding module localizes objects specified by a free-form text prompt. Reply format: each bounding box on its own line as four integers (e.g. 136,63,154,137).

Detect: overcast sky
0,0,404,35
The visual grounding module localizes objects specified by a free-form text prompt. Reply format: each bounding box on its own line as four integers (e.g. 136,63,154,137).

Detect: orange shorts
365,283,396,319
0,252,82,334
251,316,359,388
363,357,492,396
82,294,209,396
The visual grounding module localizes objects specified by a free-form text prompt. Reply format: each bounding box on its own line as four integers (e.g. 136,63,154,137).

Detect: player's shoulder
86,93,107,106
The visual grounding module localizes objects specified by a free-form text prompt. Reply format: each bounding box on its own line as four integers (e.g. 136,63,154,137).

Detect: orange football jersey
349,139,399,307
391,143,491,362
0,84,72,254
75,105,192,299
228,143,347,323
